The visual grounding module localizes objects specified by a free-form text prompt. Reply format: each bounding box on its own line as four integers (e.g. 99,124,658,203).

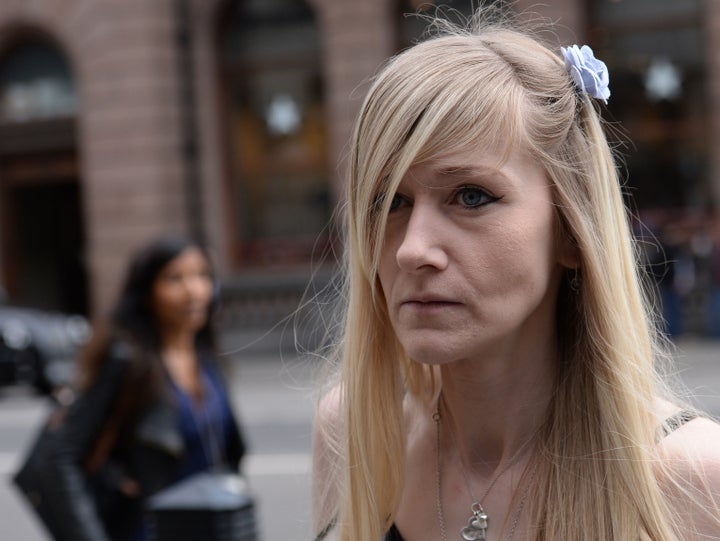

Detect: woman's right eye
389,194,405,211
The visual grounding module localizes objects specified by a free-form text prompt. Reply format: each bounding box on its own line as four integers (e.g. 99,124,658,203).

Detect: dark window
589,0,707,210
217,0,329,266
0,41,77,123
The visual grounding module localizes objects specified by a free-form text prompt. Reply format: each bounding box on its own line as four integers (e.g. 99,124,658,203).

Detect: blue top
132,362,238,541
171,363,236,478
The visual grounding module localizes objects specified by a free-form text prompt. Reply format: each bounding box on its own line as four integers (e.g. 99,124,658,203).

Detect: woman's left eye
453,186,497,208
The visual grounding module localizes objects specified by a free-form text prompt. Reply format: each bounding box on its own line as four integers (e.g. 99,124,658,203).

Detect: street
0,351,318,541
0,339,717,540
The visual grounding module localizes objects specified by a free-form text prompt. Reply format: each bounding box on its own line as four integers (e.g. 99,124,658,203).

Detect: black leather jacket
40,342,246,541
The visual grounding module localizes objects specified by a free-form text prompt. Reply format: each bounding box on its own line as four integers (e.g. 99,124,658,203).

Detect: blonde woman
312,7,720,541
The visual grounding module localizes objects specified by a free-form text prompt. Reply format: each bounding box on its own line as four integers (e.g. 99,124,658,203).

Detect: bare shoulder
312,384,343,539
660,414,720,467
313,384,343,452
657,414,720,538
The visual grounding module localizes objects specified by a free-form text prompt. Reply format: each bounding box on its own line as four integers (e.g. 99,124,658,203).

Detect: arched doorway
216,0,329,267
0,36,87,315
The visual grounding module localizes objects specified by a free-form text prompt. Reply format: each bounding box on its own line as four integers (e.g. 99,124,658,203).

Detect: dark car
0,306,91,394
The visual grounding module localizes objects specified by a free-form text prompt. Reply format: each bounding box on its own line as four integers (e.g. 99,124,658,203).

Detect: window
217,0,328,266
0,41,77,123
589,0,707,209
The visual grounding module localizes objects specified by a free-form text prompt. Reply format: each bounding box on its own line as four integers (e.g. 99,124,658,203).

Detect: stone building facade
0,0,714,337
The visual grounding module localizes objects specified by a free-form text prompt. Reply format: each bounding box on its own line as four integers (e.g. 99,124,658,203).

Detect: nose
395,206,449,273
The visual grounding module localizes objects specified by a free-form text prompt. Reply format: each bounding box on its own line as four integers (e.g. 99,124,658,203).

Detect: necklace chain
434,411,447,541
433,400,535,541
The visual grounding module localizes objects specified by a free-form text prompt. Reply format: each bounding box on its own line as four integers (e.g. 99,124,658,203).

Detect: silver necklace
433,401,535,541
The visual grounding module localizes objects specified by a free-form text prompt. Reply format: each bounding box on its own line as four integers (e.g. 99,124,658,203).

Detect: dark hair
111,235,216,351
77,235,216,390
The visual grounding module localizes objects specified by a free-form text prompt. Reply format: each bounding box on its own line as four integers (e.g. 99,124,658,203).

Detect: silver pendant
460,508,487,541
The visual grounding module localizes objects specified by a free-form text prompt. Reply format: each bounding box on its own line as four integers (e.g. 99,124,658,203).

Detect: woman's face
377,146,576,365
151,247,214,335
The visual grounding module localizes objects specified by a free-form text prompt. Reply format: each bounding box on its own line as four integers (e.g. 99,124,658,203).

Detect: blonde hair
317,8,717,541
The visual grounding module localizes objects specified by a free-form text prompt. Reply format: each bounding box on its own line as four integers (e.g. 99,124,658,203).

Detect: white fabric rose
561,45,610,104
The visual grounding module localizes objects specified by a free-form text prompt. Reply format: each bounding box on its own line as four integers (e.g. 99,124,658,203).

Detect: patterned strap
314,518,336,541
657,409,698,441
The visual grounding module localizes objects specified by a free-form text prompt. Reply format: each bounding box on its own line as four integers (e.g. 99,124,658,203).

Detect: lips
399,295,461,308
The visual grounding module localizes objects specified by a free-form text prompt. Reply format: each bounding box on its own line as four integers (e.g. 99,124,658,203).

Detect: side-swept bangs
350,35,530,284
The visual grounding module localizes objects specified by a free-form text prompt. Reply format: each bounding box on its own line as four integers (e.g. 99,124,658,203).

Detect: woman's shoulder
312,385,343,475
657,412,720,537
657,399,720,451
315,384,343,431
312,384,343,539
659,412,720,469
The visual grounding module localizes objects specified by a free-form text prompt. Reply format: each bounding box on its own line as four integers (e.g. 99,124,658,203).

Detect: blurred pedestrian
33,235,246,541
312,6,720,541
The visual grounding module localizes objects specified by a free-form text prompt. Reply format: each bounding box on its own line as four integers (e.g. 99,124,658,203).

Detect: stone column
72,0,189,315
314,0,396,204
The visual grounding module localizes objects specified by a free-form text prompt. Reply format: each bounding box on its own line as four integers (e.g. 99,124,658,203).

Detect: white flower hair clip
561,45,610,104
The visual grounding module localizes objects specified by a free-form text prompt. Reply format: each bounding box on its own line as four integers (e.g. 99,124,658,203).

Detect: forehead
159,248,208,273
399,145,548,191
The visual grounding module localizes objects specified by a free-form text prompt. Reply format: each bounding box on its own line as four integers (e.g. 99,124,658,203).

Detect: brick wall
0,0,189,316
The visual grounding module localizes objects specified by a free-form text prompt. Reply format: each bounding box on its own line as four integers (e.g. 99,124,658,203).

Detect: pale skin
313,146,720,540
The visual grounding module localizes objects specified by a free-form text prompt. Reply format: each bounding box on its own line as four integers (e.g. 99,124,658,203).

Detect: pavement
0,337,717,540
667,337,720,416
220,348,320,541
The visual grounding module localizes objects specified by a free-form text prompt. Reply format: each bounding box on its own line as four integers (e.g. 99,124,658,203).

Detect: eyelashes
452,186,500,208
387,185,501,212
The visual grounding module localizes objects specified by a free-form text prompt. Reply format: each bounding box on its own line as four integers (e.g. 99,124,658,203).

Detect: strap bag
12,398,120,539
12,402,69,537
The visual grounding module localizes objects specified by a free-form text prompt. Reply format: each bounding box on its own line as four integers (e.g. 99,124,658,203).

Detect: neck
160,329,203,399
437,340,556,470
160,328,196,356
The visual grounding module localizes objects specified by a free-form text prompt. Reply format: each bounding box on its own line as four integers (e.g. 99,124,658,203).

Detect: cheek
377,240,398,293
377,258,392,295
480,215,559,286
152,288,182,317
196,280,214,304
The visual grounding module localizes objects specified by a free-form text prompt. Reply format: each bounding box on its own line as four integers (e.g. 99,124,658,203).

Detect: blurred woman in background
41,235,246,541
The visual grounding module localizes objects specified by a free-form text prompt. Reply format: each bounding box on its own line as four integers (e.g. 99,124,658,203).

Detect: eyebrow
436,165,507,180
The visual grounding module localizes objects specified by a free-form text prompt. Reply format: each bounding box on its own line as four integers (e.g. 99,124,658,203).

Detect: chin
395,327,471,366
401,343,461,367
